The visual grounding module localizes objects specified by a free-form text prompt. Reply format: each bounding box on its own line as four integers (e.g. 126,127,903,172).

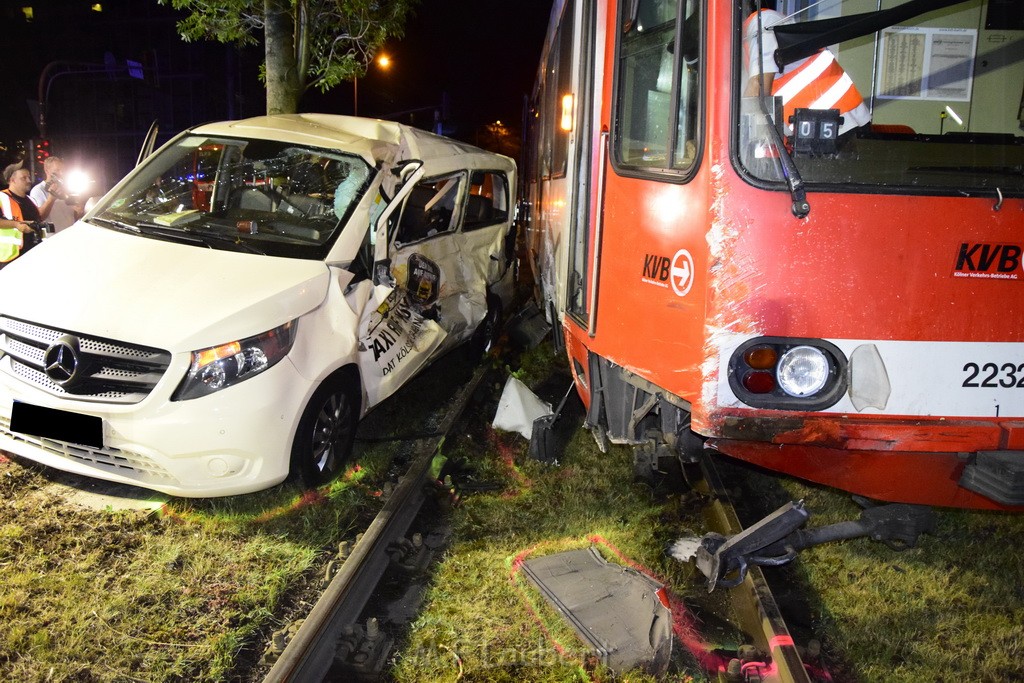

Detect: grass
0,432,397,682
391,345,715,682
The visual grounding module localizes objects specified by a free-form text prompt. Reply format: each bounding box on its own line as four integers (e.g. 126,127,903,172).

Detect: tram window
541,1,576,180
615,0,701,176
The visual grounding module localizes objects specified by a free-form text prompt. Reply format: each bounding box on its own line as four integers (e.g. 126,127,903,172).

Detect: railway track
252,342,813,682
693,454,811,683
262,360,491,682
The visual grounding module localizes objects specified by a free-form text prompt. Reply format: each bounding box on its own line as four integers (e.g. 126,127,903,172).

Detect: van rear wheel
291,374,359,488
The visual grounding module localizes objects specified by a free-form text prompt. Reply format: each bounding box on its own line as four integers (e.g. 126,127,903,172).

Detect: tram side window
615,0,701,174
541,0,576,179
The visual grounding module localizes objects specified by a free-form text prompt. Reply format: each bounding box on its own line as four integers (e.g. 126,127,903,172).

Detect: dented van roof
192,114,514,172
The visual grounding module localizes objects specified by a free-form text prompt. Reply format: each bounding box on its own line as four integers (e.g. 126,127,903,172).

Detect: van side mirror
391,159,423,184
373,258,395,287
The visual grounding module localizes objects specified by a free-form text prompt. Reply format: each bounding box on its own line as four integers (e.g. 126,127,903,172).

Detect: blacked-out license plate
9,401,104,449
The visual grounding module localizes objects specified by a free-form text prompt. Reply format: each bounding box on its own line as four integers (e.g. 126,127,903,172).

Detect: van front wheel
291,374,359,488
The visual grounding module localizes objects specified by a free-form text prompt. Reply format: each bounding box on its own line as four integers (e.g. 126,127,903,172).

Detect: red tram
522,0,1024,511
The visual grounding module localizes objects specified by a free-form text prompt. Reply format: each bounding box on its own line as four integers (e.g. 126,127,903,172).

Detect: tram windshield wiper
754,9,810,219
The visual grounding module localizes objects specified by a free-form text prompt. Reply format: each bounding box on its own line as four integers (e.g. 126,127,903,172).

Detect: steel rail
697,453,811,683
263,363,489,683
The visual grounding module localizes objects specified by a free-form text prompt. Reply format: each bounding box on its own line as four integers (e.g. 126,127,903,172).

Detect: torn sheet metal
492,376,553,440
522,547,672,676
507,300,552,349
357,285,447,408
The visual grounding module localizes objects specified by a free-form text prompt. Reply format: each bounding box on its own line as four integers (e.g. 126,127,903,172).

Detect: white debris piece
668,537,704,563
492,376,553,440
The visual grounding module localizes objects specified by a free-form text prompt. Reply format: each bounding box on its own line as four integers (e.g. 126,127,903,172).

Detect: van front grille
0,316,172,404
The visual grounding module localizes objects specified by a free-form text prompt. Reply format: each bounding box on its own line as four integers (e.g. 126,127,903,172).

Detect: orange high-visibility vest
0,190,26,263
745,11,871,136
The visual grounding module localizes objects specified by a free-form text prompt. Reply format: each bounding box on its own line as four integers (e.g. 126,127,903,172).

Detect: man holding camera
30,156,82,232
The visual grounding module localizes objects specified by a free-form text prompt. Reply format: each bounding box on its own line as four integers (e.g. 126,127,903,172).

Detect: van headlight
172,321,297,401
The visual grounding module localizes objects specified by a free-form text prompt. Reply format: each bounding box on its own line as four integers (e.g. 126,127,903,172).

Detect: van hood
0,223,330,351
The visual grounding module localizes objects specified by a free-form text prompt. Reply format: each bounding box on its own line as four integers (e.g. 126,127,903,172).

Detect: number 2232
962,362,1024,388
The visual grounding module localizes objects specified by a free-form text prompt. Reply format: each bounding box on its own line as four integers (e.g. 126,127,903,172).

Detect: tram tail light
729,337,847,410
742,370,776,394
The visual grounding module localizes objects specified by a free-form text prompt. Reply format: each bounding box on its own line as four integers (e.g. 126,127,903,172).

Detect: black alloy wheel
291,373,359,488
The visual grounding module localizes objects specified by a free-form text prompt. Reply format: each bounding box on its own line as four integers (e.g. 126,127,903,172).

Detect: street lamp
354,53,392,117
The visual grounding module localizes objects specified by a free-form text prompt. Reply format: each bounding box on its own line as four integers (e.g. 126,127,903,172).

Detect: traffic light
29,138,50,179
34,139,50,166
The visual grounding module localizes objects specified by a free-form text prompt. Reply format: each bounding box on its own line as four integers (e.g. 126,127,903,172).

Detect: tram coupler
696,499,936,592
696,500,810,592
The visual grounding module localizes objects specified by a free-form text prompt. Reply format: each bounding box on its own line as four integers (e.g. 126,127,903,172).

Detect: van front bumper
0,357,310,497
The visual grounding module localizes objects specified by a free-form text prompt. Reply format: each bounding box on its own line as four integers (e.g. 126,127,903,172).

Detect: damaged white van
0,115,516,497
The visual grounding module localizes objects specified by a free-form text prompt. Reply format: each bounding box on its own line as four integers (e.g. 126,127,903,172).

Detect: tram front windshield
735,0,1023,198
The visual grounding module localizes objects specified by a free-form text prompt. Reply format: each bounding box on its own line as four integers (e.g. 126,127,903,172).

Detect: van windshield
735,0,1023,198
91,135,373,259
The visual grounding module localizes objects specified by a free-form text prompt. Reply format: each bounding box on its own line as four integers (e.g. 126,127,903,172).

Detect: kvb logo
641,249,695,296
952,243,1022,281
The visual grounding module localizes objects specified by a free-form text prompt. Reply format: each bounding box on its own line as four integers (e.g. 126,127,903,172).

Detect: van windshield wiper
91,215,265,254
89,216,141,234
91,216,203,247
179,225,266,255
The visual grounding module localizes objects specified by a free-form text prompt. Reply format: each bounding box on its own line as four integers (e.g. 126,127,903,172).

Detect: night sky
1,0,552,183
309,0,553,131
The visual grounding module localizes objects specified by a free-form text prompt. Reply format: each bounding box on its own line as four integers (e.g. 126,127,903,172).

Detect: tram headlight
728,337,847,411
777,346,830,397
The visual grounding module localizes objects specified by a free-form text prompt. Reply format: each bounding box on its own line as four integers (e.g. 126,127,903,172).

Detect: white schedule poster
877,26,977,101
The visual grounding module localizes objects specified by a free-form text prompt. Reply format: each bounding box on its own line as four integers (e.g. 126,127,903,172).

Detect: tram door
562,0,604,337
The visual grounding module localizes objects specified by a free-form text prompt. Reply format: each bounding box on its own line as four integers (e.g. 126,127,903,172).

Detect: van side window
462,171,509,231
395,174,464,244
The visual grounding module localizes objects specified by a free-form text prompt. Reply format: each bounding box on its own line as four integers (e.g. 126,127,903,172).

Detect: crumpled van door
453,169,514,318
389,172,478,349
356,284,448,408
352,160,449,408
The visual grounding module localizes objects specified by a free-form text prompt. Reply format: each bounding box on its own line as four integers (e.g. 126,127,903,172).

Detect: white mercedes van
0,115,516,497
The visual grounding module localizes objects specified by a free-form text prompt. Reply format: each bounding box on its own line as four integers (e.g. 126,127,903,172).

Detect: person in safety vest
743,3,871,138
1,163,42,268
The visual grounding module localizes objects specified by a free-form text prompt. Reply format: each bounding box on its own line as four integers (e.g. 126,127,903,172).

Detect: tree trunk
264,0,300,115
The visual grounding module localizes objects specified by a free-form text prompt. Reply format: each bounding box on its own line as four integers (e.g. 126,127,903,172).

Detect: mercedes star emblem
44,335,82,386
